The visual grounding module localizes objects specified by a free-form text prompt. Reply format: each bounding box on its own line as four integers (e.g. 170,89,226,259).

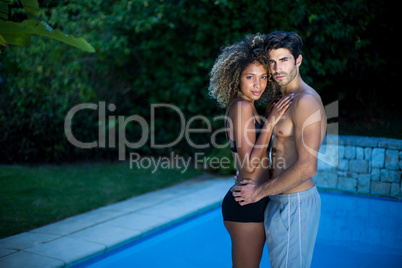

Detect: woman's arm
230,94,293,173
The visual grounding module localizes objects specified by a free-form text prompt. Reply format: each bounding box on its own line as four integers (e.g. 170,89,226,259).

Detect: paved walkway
0,174,233,267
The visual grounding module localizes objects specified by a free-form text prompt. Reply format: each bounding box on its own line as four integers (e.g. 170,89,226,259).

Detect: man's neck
280,75,304,96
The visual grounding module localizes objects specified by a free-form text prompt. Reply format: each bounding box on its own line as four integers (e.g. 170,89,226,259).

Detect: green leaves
0,0,8,20
0,0,94,52
0,0,397,163
0,19,95,52
20,0,39,20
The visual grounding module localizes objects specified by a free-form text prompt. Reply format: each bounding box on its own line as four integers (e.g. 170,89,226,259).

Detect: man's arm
234,94,325,205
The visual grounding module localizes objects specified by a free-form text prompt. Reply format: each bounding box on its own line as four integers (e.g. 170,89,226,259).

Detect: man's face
268,48,301,87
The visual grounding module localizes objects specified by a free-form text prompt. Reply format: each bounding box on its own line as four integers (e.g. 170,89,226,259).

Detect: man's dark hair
264,31,303,60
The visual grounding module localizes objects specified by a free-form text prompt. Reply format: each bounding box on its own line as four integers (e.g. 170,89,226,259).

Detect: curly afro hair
208,33,278,108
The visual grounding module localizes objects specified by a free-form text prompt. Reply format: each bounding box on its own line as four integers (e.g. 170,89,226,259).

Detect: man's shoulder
289,92,324,122
294,91,323,109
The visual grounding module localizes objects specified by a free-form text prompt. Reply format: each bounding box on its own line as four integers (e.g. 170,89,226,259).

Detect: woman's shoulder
228,98,252,109
227,98,254,117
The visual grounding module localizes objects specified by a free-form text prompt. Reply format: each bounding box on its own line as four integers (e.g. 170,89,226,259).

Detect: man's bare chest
273,113,294,139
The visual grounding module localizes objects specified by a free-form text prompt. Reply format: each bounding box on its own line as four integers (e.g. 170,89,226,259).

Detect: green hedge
0,0,397,163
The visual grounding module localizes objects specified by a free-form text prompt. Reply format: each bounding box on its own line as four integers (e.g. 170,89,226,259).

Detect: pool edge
0,176,233,268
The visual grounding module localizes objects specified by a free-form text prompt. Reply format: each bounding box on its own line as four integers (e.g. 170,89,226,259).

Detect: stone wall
313,135,402,199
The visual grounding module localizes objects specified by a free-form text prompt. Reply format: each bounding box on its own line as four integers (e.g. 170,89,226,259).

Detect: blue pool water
77,191,402,268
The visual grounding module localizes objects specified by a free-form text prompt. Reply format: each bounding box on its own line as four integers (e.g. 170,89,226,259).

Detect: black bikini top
225,98,263,153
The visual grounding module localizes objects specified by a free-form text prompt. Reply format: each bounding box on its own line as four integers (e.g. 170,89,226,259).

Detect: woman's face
239,62,268,103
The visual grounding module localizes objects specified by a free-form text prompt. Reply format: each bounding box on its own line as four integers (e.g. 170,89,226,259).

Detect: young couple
209,31,327,268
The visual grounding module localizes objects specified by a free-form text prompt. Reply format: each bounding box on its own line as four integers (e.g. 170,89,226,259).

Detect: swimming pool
76,190,402,268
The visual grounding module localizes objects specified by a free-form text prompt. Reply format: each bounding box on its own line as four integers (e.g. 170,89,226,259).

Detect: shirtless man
233,31,327,268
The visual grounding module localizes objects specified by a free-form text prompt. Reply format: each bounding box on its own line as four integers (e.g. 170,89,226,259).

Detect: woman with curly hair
209,33,293,267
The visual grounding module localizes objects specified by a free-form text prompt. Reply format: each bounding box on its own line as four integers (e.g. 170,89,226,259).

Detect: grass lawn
0,162,204,239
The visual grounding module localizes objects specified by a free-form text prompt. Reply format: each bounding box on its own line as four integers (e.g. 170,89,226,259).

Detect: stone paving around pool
0,174,233,268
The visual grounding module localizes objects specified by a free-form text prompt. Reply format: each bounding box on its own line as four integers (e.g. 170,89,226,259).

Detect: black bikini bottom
222,188,270,222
